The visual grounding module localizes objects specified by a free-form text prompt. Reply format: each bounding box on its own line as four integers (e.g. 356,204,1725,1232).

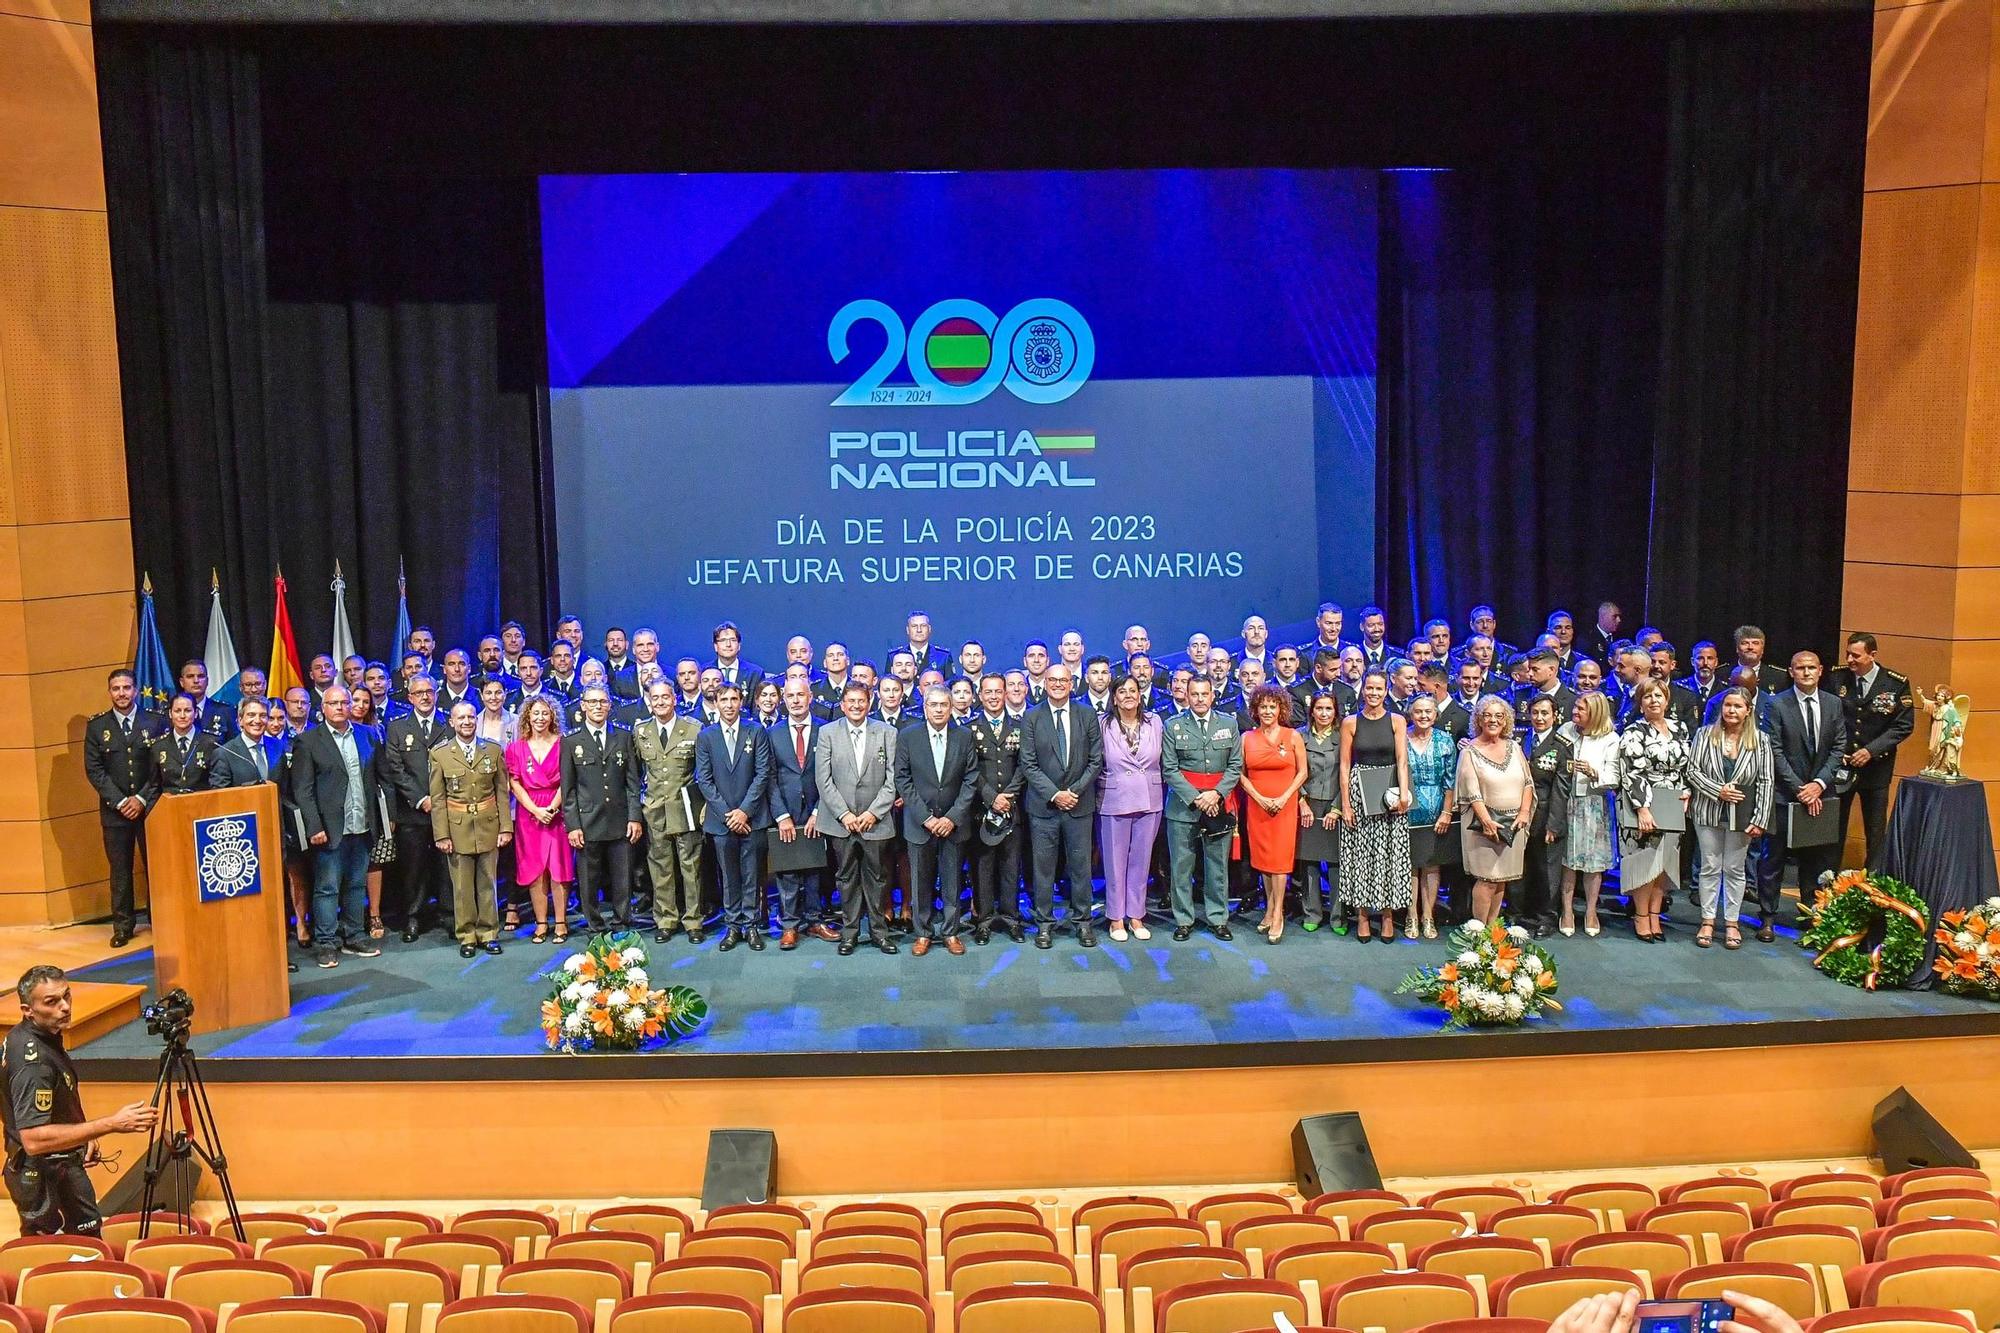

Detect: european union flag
135,576,174,713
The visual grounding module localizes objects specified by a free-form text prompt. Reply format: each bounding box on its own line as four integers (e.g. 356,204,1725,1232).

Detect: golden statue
1914,685,1970,781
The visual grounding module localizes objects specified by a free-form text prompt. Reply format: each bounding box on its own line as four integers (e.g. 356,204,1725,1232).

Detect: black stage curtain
1645,13,1869,659
100,29,554,665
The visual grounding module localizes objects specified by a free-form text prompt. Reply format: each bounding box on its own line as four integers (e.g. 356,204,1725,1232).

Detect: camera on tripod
142,988,194,1042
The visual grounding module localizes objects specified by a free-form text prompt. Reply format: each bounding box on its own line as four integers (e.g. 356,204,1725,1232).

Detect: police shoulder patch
33,1088,51,1113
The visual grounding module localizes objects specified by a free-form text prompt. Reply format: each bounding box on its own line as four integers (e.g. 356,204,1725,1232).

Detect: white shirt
848,723,869,771
1858,664,1880,694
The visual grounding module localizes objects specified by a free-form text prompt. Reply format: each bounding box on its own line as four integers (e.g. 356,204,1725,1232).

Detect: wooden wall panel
0,3,90,30
1845,492,1963,566
1869,0,1991,192
80,1035,2000,1198
1964,184,2000,492
0,15,100,212
1847,186,1979,494
15,522,135,601
1842,562,1961,639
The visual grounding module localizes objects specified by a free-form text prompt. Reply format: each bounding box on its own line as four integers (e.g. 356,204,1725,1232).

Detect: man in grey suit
816,680,900,955
1018,663,1106,948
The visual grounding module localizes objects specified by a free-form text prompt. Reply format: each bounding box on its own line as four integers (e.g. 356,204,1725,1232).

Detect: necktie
252,743,268,781
723,727,736,758
121,717,132,741
1055,707,1069,766
592,729,604,751
178,735,190,761
1803,695,1817,742
794,724,808,767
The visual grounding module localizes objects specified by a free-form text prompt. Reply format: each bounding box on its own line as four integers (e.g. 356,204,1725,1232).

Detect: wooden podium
144,787,291,1036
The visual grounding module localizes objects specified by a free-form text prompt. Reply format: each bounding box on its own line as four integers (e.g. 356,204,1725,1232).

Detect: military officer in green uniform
634,680,707,943
1160,677,1244,941
429,701,512,958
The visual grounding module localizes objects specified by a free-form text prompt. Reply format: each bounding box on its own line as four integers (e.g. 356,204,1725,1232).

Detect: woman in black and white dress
1338,669,1412,942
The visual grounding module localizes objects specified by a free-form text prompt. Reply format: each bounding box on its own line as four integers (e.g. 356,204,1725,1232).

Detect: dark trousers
1029,812,1094,928
5,1152,101,1236
389,822,448,931
1841,783,1892,871
710,830,761,931
834,836,890,943
1756,811,1839,921
773,868,820,932
909,837,968,939
577,837,633,928
971,831,1022,930
101,818,143,932
1522,828,1564,928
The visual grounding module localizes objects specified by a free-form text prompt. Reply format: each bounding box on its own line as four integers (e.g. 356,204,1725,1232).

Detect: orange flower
1489,923,1506,945
1954,958,1980,980
627,983,649,1005
1942,910,1966,929
1536,971,1558,990
1832,870,1868,893
540,1000,563,1025
1984,928,2000,949
590,1006,615,1035
1935,956,1956,976
1439,986,1459,1010
576,956,598,981
1438,963,1459,983
640,1017,663,1039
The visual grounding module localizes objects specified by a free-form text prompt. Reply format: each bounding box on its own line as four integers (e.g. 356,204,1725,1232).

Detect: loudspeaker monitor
98,1142,203,1219
1292,1111,1382,1195
700,1128,777,1209
1872,1086,1975,1175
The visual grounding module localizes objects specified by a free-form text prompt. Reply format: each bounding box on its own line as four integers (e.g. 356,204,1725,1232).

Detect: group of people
80,600,1915,967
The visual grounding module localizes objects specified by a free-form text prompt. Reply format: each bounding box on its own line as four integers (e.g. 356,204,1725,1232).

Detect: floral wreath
541,931,708,1053
1801,870,1928,991
1395,919,1561,1030
1933,896,2000,1000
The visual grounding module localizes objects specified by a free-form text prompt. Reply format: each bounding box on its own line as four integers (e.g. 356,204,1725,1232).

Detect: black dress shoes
400,928,420,944
1758,925,1776,943
654,929,671,943
719,928,744,952
877,937,898,955
109,930,132,949
747,931,766,952
1034,927,1053,950
1077,925,1098,948
1172,925,1194,941
1008,925,1026,943
687,928,707,945
973,928,991,945
1213,924,1234,942
482,941,502,955
837,940,856,956
459,944,477,958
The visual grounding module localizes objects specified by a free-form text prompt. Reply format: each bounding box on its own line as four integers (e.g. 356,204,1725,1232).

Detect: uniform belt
445,797,498,813
1181,770,1224,790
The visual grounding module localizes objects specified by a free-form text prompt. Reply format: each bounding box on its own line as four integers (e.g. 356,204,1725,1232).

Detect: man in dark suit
83,668,166,947
767,678,834,949
1511,650,1577,732
177,660,234,742
1679,640,1726,717
544,641,579,701
377,675,450,940
896,685,980,955
966,676,1027,944
1017,664,1106,948
1439,660,1494,743
710,621,764,696
472,636,519,693
1586,602,1622,665
1829,632,1914,871
436,649,478,715
288,685,384,968
1521,695,1574,937
562,685,644,933
208,697,282,791
696,683,772,951
1755,651,1848,941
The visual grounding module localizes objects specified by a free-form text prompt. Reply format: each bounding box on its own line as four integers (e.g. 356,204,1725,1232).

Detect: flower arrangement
1802,870,1928,992
540,931,708,1053
1933,895,2000,999
1395,919,1561,1030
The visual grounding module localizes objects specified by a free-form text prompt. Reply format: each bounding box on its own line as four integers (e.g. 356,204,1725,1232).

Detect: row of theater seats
0,1165,1995,1333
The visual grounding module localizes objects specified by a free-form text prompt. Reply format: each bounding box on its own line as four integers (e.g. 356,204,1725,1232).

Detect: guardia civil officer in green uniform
2,966,156,1235
430,702,512,958
1160,677,1244,942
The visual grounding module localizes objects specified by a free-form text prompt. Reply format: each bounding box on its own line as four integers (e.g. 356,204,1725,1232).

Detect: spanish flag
267,569,305,699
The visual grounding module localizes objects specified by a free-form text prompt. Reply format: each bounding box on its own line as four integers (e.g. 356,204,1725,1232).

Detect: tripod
137,1025,244,1243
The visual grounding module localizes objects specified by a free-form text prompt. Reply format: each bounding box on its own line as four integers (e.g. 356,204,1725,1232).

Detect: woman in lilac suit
1098,674,1165,941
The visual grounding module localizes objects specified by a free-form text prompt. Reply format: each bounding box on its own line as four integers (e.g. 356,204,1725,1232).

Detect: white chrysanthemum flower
604,989,629,1009
1979,944,1992,959
624,968,648,988
1508,925,1528,940
563,954,586,973
1522,956,1543,975
1457,951,1479,968
1504,993,1526,1018
562,1012,587,1034
621,1006,647,1030
1957,932,1976,949
560,983,583,1003
621,947,645,965
576,981,598,1000
1514,973,1534,995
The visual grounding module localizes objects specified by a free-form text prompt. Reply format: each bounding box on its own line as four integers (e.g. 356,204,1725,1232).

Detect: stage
64,911,2000,1077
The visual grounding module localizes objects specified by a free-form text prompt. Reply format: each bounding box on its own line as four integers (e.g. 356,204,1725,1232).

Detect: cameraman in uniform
2,966,157,1235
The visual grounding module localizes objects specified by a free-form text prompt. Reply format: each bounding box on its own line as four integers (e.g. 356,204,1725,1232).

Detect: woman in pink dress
505,696,573,943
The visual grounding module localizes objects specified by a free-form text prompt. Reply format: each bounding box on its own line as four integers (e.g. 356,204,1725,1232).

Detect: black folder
765,827,831,872
1786,800,1840,847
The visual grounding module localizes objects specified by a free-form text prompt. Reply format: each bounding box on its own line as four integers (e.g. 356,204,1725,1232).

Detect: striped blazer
1683,724,1774,833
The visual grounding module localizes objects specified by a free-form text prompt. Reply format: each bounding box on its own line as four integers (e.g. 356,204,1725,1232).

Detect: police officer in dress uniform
633,681,708,943
143,695,219,804
1160,678,1244,941
1829,631,1915,871
378,677,451,941
83,669,165,948
429,701,511,958
967,675,1027,944
2,967,156,1235
562,686,644,932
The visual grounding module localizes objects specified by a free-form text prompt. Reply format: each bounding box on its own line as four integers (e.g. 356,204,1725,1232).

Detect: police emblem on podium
194,813,262,903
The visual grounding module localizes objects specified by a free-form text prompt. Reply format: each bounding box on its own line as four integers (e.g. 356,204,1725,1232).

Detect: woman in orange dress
1241,684,1309,944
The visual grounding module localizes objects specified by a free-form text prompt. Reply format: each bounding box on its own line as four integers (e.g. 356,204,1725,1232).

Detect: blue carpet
67,915,2000,1061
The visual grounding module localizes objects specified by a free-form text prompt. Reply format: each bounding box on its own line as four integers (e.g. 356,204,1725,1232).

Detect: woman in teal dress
1403,695,1457,939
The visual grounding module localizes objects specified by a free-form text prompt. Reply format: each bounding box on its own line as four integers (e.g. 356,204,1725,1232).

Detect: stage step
0,981,146,1049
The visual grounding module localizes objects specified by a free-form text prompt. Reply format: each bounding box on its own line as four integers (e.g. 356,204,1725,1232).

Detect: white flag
330,560,357,670
203,572,242,704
